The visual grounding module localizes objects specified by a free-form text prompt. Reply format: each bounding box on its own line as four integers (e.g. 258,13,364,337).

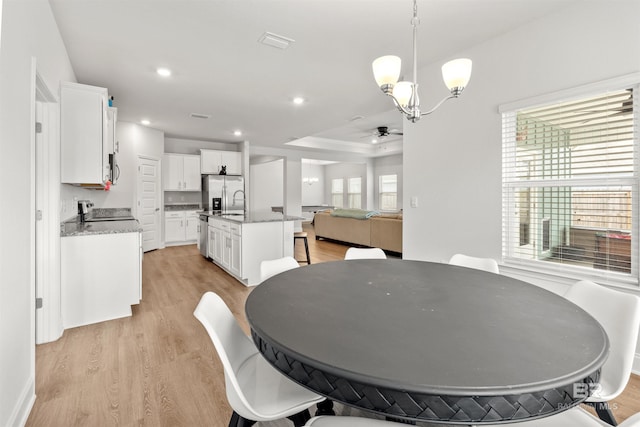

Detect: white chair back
193,292,259,420
564,280,640,401
448,253,499,274
344,247,387,260
260,256,299,282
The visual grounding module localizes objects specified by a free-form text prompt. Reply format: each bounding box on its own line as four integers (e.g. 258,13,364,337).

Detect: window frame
331,178,344,208
500,74,640,288
347,177,362,209
378,174,398,212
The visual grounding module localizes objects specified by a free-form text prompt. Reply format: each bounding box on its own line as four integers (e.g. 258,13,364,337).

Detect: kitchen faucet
232,189,245,206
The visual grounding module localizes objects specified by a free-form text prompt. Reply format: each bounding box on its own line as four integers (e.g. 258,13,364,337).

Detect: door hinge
36,298,43,309
35,122,43,133
36,210,43,221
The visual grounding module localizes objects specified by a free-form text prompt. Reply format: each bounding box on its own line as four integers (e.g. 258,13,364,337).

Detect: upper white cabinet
163,154,201,191
61,82,113,185
200,149,242,175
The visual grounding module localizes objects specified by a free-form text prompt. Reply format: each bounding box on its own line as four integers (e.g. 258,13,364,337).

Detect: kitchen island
199,211,300,286
61,219,142,329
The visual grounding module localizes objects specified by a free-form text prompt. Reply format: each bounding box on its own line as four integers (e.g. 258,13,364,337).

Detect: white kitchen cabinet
163,154,201,191
61,232,141,329
229,223,242,277
106,107,118,154
200,149,242,175
165,210,199,245
165,211,185,243
185,211,199,241
61,82,112,186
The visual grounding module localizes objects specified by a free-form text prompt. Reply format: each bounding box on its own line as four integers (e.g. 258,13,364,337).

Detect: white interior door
138,156,160,252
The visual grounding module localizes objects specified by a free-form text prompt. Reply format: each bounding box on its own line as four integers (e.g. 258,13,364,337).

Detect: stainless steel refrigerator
202,175,245,214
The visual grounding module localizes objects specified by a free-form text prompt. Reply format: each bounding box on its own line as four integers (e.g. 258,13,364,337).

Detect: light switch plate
410,196,418,208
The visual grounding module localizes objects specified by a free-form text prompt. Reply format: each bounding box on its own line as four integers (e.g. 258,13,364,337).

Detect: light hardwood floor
26,223,640,426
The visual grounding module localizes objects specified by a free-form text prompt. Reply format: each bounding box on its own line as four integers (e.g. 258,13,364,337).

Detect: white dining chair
307,409,640,427
260,256,300,282
344,247,387,260
448,253,499,274
563,280,640,425
482,406,640,427
194,292,324,427
305,416,408,426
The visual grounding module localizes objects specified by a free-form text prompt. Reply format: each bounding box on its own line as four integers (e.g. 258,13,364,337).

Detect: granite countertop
165,204,201,211
61,219,142,237
198,210,304,224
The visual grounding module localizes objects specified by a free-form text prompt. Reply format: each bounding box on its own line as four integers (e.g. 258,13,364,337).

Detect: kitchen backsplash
165,191,201,205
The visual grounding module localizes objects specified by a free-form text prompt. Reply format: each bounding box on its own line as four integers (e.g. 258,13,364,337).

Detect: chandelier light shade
372,55,402,90
442,58,473,95
372,0,472,122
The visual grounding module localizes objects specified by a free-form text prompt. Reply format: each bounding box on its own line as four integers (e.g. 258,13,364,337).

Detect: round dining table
245,259,609,424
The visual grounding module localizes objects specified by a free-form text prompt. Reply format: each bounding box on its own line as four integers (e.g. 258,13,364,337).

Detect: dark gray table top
246,259,609,423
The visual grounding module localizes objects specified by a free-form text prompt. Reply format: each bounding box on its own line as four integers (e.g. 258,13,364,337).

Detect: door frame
32,60,62,345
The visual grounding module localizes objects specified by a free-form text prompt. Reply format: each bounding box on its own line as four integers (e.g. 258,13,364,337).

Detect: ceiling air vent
190,113,211,119
258,31,295,50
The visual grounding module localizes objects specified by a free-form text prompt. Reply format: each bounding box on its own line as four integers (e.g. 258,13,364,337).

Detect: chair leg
229,411,256,427
591,402,618,426
287,409,311,427
315,399,335,416
303,237,311,264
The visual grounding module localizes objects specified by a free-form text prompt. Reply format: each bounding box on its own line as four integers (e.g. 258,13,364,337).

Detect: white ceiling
49,0,579,157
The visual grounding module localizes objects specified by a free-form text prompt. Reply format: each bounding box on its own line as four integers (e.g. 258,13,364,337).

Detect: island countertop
198,210,303,224
61,219,142,237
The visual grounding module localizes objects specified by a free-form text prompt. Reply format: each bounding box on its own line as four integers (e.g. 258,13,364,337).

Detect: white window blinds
502,86,638,280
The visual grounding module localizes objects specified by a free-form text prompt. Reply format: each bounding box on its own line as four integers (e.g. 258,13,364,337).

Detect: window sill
500,258,640,294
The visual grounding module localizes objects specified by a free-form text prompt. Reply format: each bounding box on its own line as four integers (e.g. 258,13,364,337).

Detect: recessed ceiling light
371,138,378,144
156,68,171,77
141,119,151,126
233,130,242,137
293,97,305,105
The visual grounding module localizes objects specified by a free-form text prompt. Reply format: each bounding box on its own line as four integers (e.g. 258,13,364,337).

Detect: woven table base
252,331,600,424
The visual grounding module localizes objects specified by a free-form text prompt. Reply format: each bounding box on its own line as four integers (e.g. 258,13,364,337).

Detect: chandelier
372,0,472,123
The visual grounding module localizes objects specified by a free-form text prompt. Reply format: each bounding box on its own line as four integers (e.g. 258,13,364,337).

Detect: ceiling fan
361,126,403,143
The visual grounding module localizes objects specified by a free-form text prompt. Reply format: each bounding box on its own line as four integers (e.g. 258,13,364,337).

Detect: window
348,177,362,209
502,85,637,281
379,174,398,211
331,178,344,208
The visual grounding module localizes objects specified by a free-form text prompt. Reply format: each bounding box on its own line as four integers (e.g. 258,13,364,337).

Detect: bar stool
294,231,311,264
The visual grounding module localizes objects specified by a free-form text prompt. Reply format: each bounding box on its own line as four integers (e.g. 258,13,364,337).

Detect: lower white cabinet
206,216,293,286
165,210,199,245
61,232,141,329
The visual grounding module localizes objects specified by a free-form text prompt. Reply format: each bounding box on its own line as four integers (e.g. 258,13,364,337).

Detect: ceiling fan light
442,58,472,94
393,81,413,107
372,55,401,88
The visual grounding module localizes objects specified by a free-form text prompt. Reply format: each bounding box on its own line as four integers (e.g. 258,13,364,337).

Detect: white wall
250,159,284,214
164,137,238,155
301,163,325,205
0,0,76,425
403,0,640,265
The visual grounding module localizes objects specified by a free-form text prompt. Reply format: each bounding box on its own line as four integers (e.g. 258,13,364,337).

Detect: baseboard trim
633,353,640,376
8,376,35,427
